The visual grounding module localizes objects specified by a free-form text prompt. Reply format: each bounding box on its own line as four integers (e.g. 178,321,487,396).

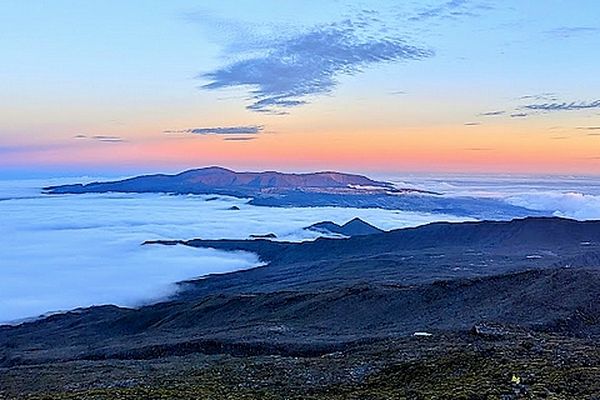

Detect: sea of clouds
0,178,471,323
389,174,600,220
2,174,599,323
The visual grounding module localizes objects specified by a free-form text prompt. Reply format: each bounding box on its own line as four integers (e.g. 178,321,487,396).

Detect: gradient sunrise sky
1,0,599,176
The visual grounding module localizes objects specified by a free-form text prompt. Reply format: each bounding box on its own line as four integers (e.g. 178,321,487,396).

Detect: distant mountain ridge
44,166,404,195
43,166,546,219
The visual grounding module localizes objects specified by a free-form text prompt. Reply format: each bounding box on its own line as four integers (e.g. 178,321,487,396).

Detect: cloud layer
0,179,469,323
390,174,600,220
200,20,432,113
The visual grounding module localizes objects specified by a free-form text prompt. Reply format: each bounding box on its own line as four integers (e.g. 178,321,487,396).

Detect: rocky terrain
2,217,600,398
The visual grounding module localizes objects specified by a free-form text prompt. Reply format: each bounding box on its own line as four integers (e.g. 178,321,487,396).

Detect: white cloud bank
388,174,600,220
507,191,600,220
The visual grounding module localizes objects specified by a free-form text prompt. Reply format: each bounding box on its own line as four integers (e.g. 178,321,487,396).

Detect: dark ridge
166,217,600,264
43,166,395,195
40,166,544,219
249,233,278,239
306,217,385,236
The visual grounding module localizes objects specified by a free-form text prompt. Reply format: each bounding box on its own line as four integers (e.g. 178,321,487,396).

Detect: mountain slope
159,217,600,294
3,217,600,365
2,267,600,367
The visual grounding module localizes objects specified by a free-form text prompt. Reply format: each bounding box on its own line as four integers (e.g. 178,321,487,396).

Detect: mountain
43,166,398,196
305,217,384,236
42,166,545,219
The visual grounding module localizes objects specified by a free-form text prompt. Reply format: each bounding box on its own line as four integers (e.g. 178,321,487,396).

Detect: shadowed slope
2,218,600,367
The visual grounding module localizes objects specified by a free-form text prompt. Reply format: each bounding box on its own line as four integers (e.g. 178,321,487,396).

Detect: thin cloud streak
524,100,600,112
165,125,264,135
223,137,257,141
409,0,469,21
480,110,505,116
74,135,126,143
546,26,600,38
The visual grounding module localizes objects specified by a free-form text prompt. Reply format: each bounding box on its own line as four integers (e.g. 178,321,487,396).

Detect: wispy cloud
577,126,600,131
480,110,505,116
165,125,264,135
223,137,257,141
524,100,600,112
464,122,481,126
546,26,600,38
199,20,432,113
489,95,600,119
519,93,558,102
409,0,470,21
74,134,125,143
92,135,125,143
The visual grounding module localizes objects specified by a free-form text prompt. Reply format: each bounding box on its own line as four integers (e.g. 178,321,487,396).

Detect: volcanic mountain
43,167,545,219
43,166,399,196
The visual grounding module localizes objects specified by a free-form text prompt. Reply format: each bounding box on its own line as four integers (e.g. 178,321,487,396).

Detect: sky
1,0,600,176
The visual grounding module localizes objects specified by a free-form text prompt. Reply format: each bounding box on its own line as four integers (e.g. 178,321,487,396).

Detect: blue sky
1,1,599,175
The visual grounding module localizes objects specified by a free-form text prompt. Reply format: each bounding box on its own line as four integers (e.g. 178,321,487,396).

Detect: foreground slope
2,217,600,365
2,217,600,398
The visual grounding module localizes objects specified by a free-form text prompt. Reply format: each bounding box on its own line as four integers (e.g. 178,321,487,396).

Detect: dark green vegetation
2,217,600,398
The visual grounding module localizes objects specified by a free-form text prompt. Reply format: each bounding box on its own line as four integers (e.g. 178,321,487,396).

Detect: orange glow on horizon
3,123,600,175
